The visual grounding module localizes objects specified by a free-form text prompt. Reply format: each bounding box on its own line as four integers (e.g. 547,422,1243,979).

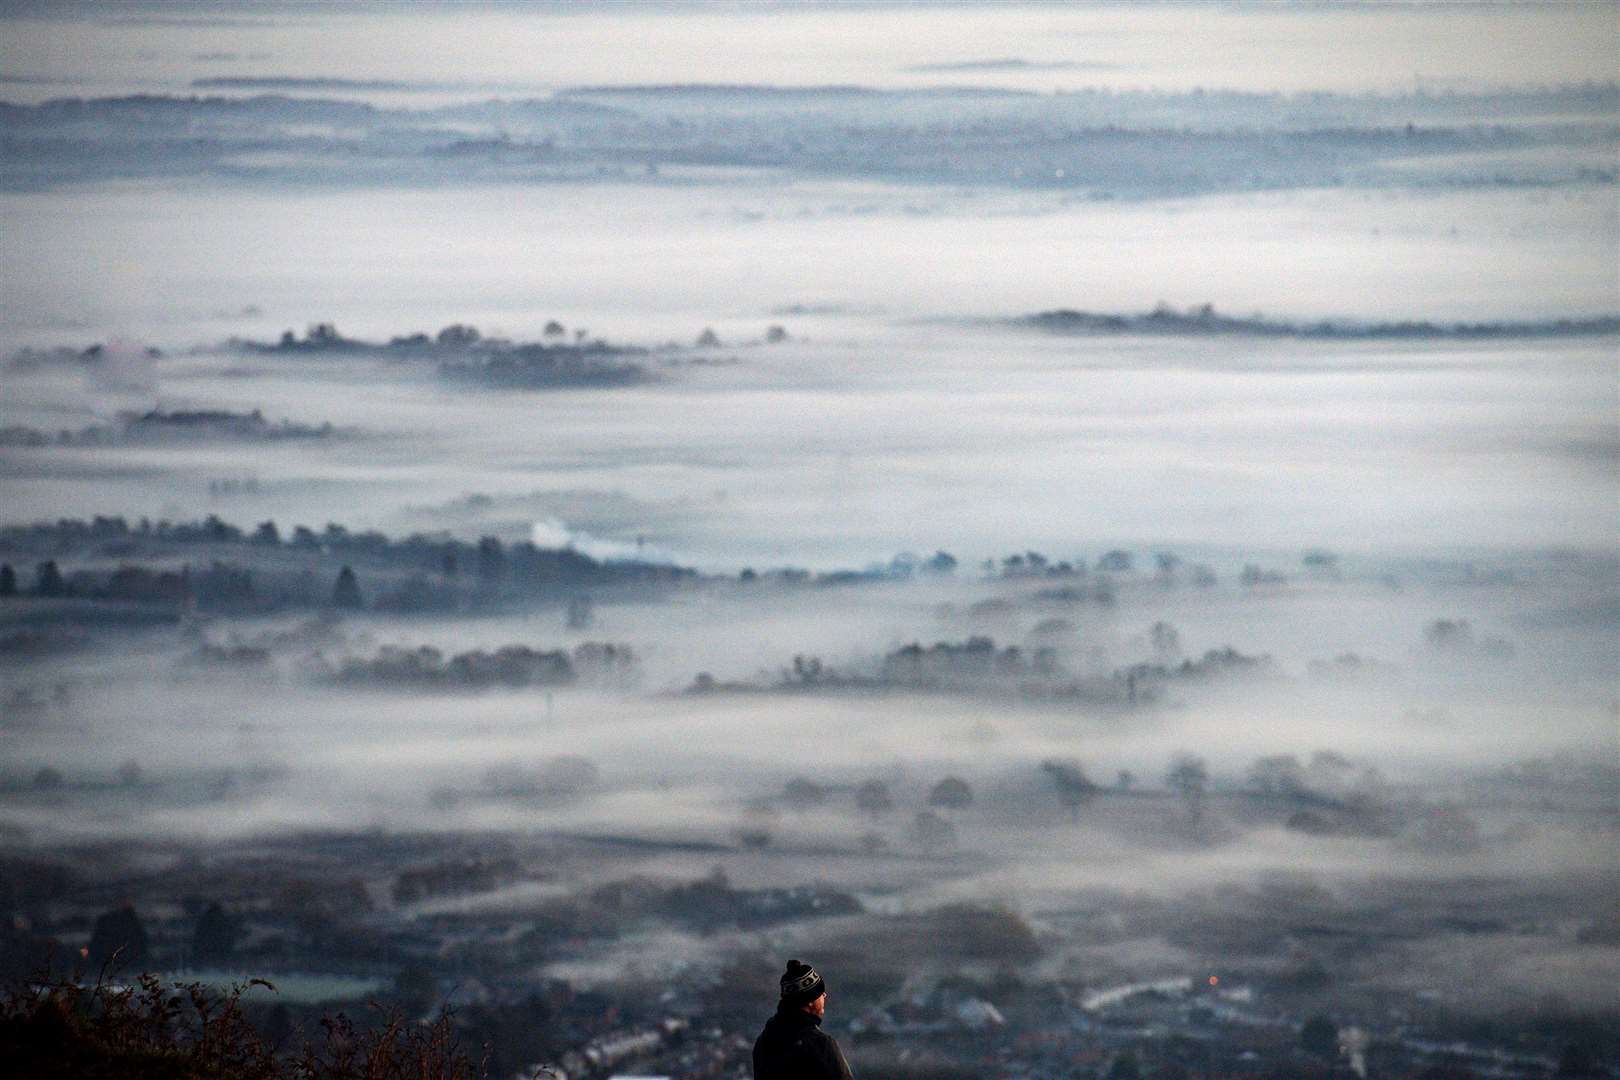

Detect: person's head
779,958,826,1015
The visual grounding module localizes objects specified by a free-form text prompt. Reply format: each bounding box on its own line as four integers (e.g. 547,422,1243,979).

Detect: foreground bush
0,973,485,1080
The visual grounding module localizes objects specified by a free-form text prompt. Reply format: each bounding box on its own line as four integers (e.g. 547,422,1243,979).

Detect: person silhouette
752,959,854,1080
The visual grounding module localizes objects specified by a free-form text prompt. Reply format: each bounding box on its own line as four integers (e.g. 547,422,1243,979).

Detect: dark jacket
753,1005,854,1080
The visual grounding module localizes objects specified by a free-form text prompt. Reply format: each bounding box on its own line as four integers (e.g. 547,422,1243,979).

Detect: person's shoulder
800,1025,845,1057
801,1027,853,1078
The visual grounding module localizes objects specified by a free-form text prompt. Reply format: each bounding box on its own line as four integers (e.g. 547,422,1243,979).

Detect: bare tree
1150,621,1181,661
1166,752,1209,823
331,566,363,610
928,776,974,811
855,779,893,816
1248,754,1305,797
1040,759,1099,822
783,776,828,807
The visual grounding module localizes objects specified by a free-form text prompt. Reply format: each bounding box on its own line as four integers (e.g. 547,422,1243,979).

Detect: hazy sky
2,2,1616,102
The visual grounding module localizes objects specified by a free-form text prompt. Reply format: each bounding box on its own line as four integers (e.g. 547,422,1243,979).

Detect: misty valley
1,313,1615,1080
1,3,1616,1077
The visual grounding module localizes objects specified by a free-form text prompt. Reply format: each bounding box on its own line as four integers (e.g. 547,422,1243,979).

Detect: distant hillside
1018,304,1620,339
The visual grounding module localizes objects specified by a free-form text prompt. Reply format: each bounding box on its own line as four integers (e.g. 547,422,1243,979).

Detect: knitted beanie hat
779,958,825,1006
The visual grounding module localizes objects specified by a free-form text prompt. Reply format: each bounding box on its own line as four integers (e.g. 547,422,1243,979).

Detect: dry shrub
0,969,485,1080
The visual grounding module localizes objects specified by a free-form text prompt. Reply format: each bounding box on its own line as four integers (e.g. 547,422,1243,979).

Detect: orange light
1208,975,1219,987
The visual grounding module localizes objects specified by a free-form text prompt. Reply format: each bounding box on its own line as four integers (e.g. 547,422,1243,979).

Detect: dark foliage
1026,303,1620,340
0,409,336,448
0,515,693,616
230,322,648,390
1301,1013,1339,1061
326,643,580,690
1040,759,1101,819
87,906,149,970
927,776,974,810
0,973,485,1080
35,559,67,597
331,566,363,611
191,903,239,968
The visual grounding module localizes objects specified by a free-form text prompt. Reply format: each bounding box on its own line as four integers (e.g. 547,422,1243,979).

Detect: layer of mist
1,4,1615,1078
2,82,1615,197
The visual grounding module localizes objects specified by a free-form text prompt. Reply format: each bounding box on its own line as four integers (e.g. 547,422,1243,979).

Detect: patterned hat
779,958,825,1006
